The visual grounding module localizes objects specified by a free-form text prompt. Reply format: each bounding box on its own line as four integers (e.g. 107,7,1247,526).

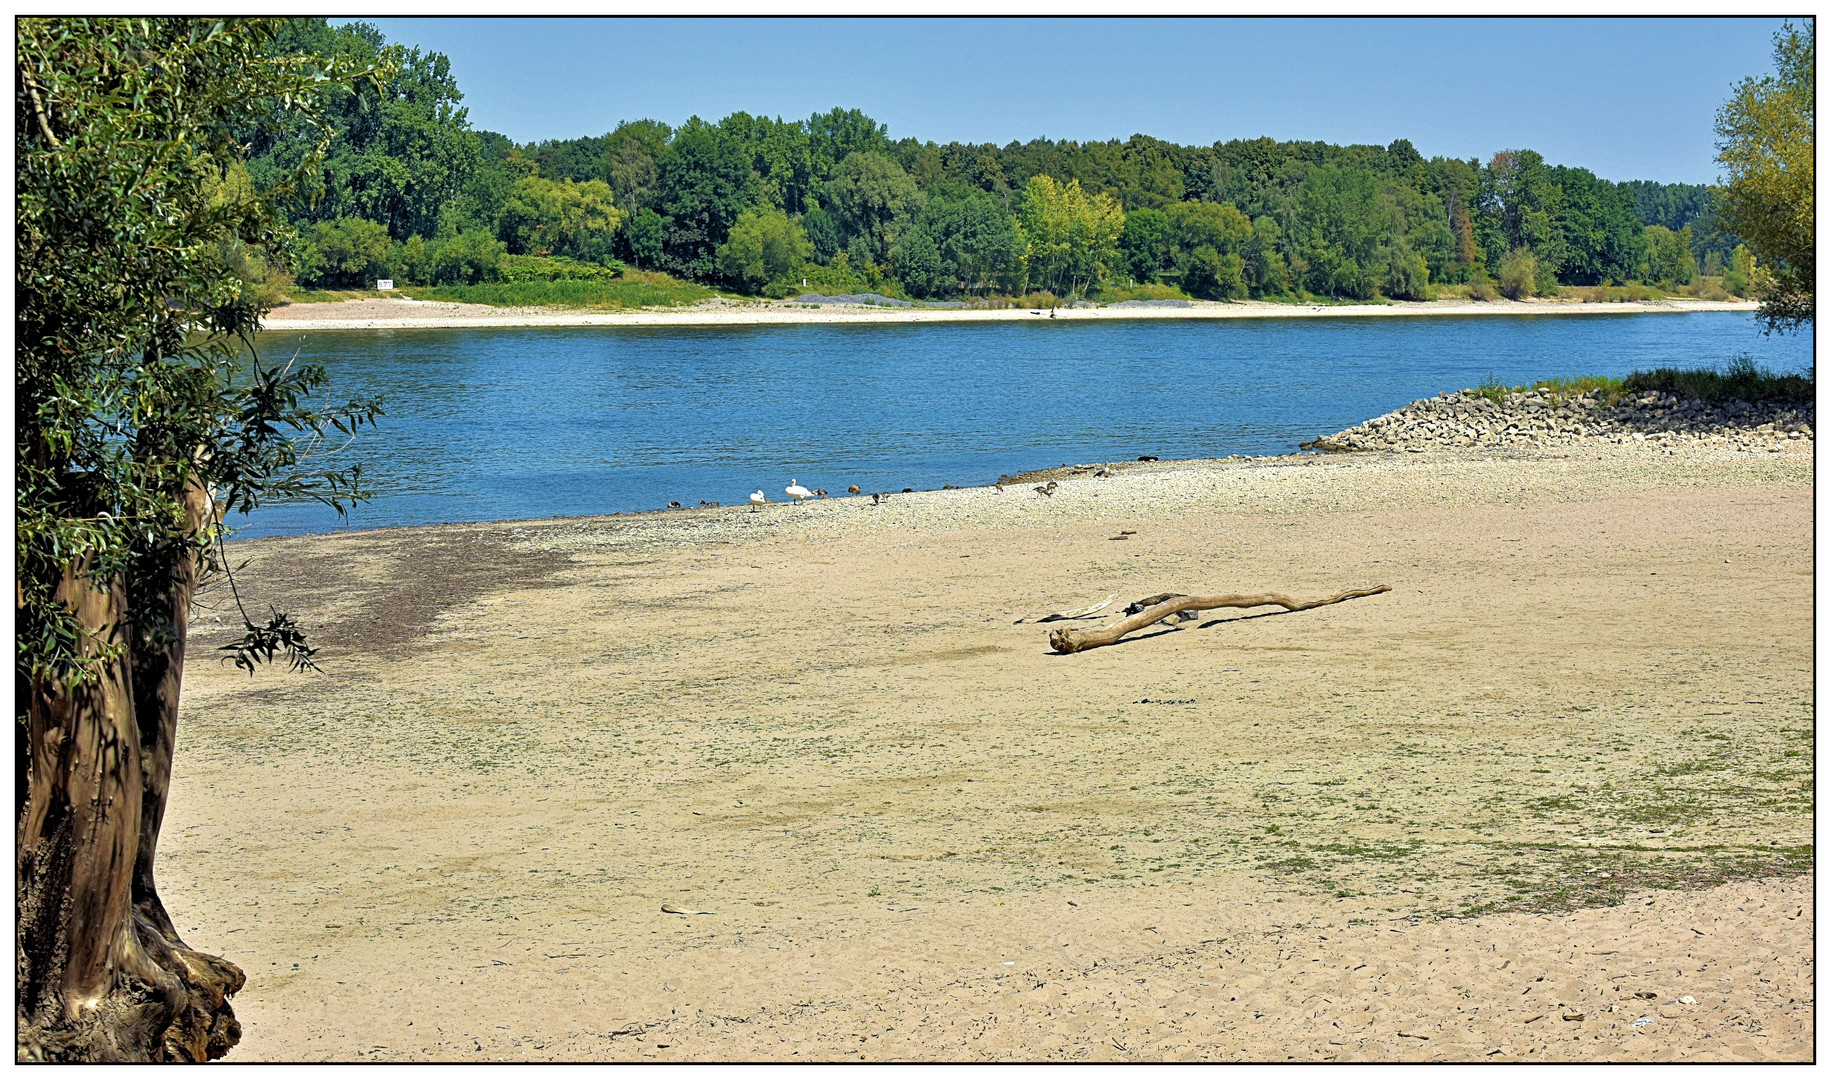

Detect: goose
667,501,682,509
814,488,828,499
847,484,861,495
1034,480,1057,496
750,490,767,511
785,479,813,505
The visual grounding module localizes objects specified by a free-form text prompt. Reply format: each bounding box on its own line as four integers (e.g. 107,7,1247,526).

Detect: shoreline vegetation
224,20,1777,330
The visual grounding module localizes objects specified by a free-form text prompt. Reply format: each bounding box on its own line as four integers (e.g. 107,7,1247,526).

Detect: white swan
750,489,767,511
785,479,813,505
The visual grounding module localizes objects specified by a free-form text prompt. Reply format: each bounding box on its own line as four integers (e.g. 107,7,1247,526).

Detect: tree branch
1048,584,1391,653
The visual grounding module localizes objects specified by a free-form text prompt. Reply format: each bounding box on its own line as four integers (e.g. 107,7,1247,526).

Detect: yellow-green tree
1017,175,1124,298
499,175,625,263
1715,20,1813,331
714,206,813,294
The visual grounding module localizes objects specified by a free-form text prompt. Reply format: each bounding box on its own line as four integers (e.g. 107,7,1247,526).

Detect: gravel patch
500,440,1812,559
794,293,914,307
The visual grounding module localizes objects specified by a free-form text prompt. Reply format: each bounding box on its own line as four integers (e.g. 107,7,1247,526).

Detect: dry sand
158,442,1813,1062
260,295,1759,331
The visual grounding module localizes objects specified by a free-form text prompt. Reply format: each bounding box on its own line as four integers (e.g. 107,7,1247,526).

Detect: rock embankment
1302,388,1814,453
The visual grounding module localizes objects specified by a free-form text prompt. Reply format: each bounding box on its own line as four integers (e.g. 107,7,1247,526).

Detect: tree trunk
17,481,242,1062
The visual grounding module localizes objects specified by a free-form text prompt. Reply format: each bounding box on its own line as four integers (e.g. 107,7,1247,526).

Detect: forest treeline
241,19,1754,304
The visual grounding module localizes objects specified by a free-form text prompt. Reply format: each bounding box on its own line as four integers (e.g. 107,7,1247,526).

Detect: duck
785,479,813,505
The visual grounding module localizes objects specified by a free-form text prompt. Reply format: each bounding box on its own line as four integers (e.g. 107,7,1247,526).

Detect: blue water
243,311,1810,537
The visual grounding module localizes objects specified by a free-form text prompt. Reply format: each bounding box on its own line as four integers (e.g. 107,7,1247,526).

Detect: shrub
715,206,812,294
499,254,624,283
797,251,867,295
1181,245,1247,300
1466,265,1496,301
296,216,393,288
1095,281,1194,303
1382,246,1430,301
1497,248,1538,299
1623,354,1813,404
425,228,506,285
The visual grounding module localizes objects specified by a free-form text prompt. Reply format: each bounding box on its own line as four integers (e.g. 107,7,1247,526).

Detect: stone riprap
794,293,913,307
1302,388,1814,454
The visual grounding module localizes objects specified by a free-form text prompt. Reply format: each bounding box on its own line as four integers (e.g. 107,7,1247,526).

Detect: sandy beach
260,295,1760,332
152,438,1813,1062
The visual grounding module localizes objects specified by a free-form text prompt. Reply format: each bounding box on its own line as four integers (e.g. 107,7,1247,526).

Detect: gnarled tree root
1048,584,1391,653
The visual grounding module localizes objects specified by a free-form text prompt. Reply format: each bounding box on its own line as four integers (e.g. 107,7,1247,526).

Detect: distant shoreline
260,296,1758,332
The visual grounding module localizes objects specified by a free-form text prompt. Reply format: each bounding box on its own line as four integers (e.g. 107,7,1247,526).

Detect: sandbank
261,296,1759,332
161,442,1811,1061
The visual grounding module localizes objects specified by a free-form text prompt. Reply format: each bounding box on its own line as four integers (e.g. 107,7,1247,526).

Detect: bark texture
17,484,242,1062
1049,585,1391,653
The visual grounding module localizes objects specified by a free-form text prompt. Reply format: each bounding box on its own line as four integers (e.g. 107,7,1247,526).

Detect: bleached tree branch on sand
1048,585,1391,653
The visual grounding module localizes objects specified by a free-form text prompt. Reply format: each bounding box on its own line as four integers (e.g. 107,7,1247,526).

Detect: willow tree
1715,20,1814,333
17,19,381,1061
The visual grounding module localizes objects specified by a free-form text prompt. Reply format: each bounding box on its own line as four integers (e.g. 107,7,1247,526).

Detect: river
243,311,1810,537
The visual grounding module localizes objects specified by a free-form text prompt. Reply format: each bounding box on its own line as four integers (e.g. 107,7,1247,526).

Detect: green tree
807,106,890,178
889,225,948,298
17,17,381,1060
653,116,754,278
498,175,625,262
243,19,481,241
1244,215,1291,296
1724,242,1756,296
1382,241,1430,300
624,207,668,269
1714,20,1813,331
1284,166,1390,299
823,151,925,264
1641,224,1697,285
715,206,813,293
1164,200,1252,297
1481,149,1565,289
1017,175,1125,297
921,190,1025,294
425,227,506,284
296,215,394,287
1118,206,1172,282
802,205,842,263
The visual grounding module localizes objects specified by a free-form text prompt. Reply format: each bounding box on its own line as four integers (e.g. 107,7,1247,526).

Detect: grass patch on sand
278,270,722,310
403,271,720,309
1094,282,1195,304
1623,354,1814,405
1469,372,1629,405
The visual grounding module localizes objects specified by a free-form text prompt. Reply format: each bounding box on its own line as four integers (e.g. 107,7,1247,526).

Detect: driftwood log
1048,584,1391,653
1014,593,1116,624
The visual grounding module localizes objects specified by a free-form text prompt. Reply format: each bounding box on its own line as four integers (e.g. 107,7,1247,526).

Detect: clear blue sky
358,16,1794,185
